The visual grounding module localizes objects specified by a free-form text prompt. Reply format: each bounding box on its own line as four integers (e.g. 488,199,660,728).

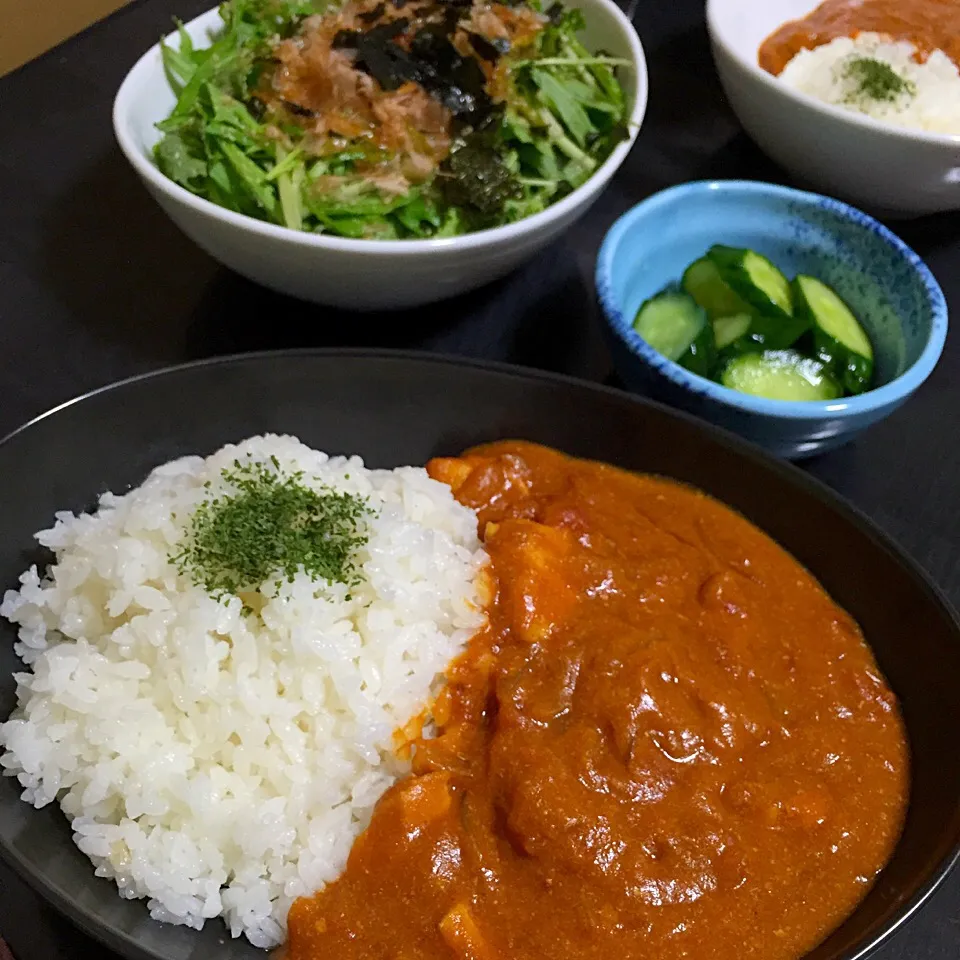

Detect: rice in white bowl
0,435,487,947
779,33,960,135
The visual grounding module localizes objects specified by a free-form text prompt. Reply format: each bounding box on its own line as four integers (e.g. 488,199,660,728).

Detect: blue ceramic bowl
596,180,948,459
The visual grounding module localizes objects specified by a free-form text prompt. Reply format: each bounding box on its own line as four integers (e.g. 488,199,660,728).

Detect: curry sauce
286,442,909,960
758,0,960,75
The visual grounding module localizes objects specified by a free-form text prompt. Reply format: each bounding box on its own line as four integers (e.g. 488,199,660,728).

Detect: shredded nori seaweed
333,11,493,121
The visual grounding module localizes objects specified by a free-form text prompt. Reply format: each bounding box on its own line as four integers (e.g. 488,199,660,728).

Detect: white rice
0,435,487,947
779,33,960,135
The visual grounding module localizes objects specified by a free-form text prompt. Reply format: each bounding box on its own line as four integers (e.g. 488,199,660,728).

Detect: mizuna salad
155,0,631,239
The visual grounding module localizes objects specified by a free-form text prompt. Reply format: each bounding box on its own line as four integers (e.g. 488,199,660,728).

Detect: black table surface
1,0,958,956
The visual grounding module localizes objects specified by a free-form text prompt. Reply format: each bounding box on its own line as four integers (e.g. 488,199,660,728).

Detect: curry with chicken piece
286,441,909,960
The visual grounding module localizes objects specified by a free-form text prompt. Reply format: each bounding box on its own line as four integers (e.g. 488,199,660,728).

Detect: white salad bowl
706,0,960,217
113,0,647,310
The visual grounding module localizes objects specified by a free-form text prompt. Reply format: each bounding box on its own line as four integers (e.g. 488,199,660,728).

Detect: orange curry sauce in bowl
285,441,909,960
758,0,960,75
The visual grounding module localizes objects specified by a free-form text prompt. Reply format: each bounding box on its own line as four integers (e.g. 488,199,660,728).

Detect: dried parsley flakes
172,458,372,602
842,56,916,104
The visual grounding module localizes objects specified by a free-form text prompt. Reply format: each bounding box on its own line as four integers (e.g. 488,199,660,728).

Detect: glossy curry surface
758,0,960,75
287,442,909,960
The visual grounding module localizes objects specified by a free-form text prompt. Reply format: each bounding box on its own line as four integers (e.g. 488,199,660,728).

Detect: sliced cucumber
743,311,810,351
677,322,717,377
721,350,843,402
712,313,752,350
707,246,809,349
792,275,874,395
708,245,793,316
681,257,752,318
633,291,707,362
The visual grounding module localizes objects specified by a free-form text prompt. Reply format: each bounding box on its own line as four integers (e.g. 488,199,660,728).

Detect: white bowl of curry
706,0,960,216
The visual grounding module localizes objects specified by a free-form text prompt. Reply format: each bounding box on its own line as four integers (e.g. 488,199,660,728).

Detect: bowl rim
595,179,949,421
705,0,960,148
0,348,959,960
111,0,648,255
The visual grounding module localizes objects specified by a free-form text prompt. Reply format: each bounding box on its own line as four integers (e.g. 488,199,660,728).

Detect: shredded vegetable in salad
155,0,631,238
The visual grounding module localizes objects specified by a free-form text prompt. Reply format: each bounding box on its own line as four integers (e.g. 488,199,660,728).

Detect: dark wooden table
1,0,958,956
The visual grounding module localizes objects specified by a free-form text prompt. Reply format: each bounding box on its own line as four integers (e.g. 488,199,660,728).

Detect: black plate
1,350,958,960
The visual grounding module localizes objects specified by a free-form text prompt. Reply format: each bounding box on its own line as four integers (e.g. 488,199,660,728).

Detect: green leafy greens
154,0,630,238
